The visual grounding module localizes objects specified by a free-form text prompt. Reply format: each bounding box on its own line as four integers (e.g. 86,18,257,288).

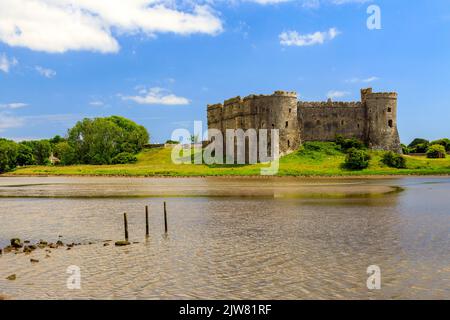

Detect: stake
164,202,168,234
124,212,129,240
145,206,149,237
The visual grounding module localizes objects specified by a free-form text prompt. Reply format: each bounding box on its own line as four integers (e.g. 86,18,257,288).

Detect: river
0,176,449,299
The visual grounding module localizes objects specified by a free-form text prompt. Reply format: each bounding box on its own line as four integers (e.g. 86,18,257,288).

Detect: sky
0,0,449,144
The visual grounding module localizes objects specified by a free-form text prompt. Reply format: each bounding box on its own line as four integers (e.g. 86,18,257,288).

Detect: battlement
206,88,401,155
299,101,363,108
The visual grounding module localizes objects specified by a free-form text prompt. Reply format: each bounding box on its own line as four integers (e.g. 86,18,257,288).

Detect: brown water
0,176,449,300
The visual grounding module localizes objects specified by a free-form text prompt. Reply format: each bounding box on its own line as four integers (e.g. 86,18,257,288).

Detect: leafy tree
0,139,19,173
16,143,35,166
401,143,409,155
343,148,371,170
67,116,149,165
381,151,407,169
49,135,65,145
53,141,77,165
426,144,446,159
408,138,429,153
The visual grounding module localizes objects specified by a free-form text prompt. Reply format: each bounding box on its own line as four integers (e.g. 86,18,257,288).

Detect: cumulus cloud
280,28,340,46
122,87,190,106
0,53,18,73
35,66,56,78
0,0,223,54
327,90,350,99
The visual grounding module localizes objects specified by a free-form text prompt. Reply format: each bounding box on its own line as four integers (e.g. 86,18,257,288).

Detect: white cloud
35,66,56,78
327,90,350,99
280,28,340,46
0,0,223,54
346,76,379,83
122,87,190,106
0,53,18,73
0,102,28,109
0,112,24,132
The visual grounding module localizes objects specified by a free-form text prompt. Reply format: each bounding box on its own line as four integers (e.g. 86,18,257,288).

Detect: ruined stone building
207,88,402,157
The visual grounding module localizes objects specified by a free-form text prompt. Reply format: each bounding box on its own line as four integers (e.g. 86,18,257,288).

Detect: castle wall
207,88,402,162
298,102,367,142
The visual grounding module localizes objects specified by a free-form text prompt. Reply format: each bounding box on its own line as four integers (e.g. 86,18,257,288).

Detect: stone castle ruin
207,88,402,157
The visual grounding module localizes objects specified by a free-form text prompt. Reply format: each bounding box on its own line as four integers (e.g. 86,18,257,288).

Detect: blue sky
0,0,449,144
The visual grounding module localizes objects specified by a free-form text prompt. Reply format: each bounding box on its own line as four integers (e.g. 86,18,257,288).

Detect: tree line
0,116,149,173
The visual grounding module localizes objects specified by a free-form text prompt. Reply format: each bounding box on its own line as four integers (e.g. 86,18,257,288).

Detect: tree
53,141,77,165
0,139,19,173
408,138,429,153
343,148,371,170
67,116,149,165
16,143,35,166
426,144,446,159
335,135,365,152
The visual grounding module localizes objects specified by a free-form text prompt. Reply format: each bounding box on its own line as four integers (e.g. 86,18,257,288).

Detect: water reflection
0,177,449,299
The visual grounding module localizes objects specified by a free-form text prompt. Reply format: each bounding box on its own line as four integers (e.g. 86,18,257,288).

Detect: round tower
250,91,299,156
365,90,402,153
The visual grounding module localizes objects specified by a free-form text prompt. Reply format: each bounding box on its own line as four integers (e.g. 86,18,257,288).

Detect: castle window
272,124,275,128
289,108,292,113
388,107,392,112
285,121,289,128
288,140,290,148
388,120,393,128
357,123,360,129
341,120,345,126
316,120,321,125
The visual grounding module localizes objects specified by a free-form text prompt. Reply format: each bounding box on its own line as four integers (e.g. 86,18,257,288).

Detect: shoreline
2,173,450,180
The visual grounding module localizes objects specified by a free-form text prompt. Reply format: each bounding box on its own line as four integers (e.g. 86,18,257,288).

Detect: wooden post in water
145,206,149,237
164,202,168,234
124,212,129,240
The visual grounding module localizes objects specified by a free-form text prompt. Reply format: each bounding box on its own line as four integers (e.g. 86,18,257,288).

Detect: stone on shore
114,241,130,246
6,274,16,281
10,238,23,248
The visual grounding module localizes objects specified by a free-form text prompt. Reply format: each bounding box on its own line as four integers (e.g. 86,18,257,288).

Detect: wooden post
124,212,129,240
145,206,149,237
164,202,168,234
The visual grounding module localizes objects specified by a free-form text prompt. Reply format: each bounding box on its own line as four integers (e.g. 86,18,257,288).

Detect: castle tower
363,88,402,153
249,91,300,156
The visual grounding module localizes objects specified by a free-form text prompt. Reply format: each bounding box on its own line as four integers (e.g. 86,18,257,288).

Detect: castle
207,88,402,157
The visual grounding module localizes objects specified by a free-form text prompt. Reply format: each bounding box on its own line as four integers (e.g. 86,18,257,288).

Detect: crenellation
207,87,402,159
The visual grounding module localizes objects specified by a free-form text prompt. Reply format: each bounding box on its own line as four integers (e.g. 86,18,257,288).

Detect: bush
16,143,35,166
335,135,365,152
426,144,447,159
430,138,450,152
381,151,407,169
343,148,371,170
112,152,138,164
53,142,77,165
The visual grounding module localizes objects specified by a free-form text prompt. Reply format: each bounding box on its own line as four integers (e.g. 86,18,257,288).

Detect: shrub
426,144,447,159
381,151,407,169
343,148,371,170
335,135,365,152
430,138,450,152
16,143,35,166
112,152,138,164
0,139,19,173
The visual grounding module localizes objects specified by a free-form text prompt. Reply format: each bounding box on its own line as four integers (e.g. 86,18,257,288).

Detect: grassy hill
7,142,450,177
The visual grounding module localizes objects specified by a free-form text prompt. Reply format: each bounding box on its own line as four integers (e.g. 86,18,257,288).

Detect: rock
10,238,23,248
45,254,50,258
23,245,37,254
3,246,12,253
114,241,130,247
48,243,57,249
6,274,16,281
0,249,2,255
24,240,30,244
39,240,48,246
30,259,39,263
56,240,64,246
103,243,110,247
66,247,71,250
